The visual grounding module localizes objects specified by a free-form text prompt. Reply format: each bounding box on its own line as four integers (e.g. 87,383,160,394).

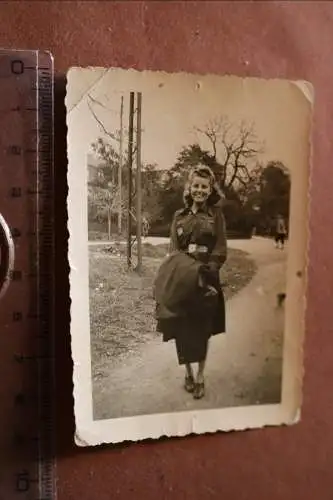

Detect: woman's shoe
184,375,195,393
193,382,205,399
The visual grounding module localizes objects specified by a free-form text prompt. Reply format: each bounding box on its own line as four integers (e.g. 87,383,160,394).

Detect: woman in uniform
154,165,227,399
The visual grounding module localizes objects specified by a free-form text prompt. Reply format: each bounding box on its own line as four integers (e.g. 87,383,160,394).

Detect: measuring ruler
0,50,55,499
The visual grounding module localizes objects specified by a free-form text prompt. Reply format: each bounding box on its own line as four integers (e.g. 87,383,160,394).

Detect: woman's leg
185,363,194,378
184,363,195,393
193,359,206,399
281,235,285,249
196,359,206,383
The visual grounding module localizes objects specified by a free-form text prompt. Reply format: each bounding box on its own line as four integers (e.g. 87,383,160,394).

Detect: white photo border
66,68,313,446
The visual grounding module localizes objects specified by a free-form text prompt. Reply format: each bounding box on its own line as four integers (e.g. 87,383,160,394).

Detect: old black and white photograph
66,69,312,445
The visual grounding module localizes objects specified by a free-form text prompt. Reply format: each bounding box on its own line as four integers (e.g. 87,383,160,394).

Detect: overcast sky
67,68,311,173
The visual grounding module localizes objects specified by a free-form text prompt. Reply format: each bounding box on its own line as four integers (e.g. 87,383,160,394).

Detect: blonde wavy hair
183,164,224,207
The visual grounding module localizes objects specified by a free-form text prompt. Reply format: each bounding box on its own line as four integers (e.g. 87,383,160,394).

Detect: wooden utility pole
136,92,143,271
118,95,124,235
127,92,135,269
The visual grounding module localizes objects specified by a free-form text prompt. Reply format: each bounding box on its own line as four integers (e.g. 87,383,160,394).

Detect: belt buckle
198,245,208,253
188,244,208,254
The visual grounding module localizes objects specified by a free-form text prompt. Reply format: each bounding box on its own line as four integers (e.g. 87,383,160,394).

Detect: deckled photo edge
66,67,313,446
281,79,314,424
66,71,95,437
281,80,313,424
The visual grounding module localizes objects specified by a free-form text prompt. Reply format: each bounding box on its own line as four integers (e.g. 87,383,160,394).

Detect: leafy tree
139,163,164,223
90,136,166,236
174,144,216,173
257,161,291,234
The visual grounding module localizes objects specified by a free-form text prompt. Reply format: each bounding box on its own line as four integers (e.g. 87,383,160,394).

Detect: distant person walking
142,217,150,239
274,215,287,249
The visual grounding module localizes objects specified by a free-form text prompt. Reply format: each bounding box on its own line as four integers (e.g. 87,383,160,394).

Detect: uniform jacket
154,203,227,326
169,203,227,270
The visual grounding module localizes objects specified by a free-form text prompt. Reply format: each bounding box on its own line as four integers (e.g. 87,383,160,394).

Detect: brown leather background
1,1,333,498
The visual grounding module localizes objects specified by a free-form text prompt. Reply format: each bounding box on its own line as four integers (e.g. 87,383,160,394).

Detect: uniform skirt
174,317,210,364
157,280,226,365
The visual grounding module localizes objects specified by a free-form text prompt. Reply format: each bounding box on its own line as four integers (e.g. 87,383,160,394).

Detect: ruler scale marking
0,50,55,500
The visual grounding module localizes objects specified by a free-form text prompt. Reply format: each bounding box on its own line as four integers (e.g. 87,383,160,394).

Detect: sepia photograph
66,68,312,445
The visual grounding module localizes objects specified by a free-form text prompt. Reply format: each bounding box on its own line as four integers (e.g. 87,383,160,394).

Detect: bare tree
87,94,120,142
193,116,264,192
